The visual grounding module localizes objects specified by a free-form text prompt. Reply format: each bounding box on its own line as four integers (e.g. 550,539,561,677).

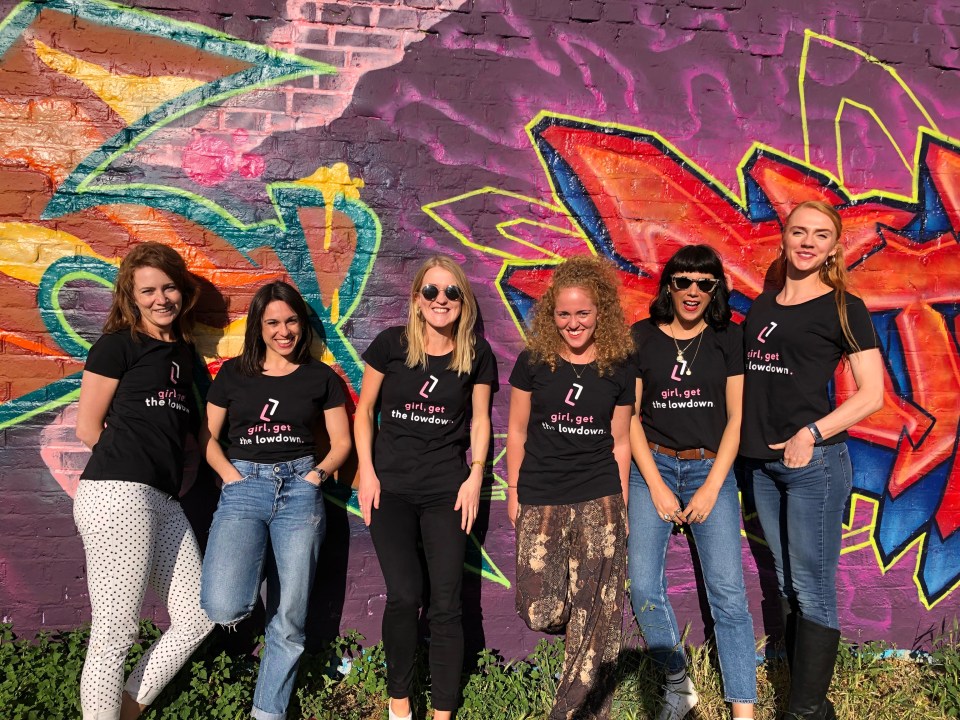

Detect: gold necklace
665,322,706,375
568,360,592,379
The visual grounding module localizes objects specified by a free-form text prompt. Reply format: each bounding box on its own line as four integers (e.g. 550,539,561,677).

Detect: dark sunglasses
670,275,720,293
420,284,463,302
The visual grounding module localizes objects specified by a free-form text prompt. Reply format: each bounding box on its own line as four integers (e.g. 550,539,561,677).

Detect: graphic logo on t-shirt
564,382,584,406
170,361,180,384
670,358,689,382
757,321,778,343
260,398,280,422
419,375,439,398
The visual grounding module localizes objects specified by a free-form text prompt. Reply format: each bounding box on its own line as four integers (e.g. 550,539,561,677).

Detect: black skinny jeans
369,490,467,711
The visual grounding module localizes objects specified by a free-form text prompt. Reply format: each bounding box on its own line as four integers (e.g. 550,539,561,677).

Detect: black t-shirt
80,331,196,496
632,319,743,453
206,357,346,462
741,290,878,460
509,350,635,505
362,326,498,496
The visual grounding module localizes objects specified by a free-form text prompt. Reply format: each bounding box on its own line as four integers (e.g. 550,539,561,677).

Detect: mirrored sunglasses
420,284,463,302
670,275,720,293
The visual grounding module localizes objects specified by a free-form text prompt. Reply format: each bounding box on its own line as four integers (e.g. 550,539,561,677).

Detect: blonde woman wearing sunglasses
355,255,497,720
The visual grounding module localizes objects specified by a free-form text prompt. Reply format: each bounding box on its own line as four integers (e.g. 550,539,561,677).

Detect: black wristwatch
805,423,824,445
313,466,329,483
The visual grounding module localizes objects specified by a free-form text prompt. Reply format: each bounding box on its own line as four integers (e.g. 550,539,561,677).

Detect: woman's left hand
455,472,482,534
680,484,720,525
769,427,816,469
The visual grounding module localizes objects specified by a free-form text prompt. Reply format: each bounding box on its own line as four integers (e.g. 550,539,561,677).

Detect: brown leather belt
648,441,717,460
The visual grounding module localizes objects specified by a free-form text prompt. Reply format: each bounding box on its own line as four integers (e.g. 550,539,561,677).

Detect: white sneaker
388,702,413,720
658,675,699,720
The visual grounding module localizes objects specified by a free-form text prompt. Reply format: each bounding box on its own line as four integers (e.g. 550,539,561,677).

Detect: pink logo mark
757,321,778,343
671,359,688,382
170,361,180,384
564,383,584,406
419,375,439,398
260,398,279,422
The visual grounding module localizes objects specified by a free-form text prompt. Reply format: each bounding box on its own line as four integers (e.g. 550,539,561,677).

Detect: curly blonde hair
525,256,633,375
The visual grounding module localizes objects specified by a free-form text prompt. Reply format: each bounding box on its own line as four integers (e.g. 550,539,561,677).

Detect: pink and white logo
757,321,778,343
170,361,180,384
564,383,584,406
419,375,439,398
671,359,689,382
260,398,279,422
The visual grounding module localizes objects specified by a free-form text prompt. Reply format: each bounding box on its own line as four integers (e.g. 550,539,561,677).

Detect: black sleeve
508,350,534,391
206,360,235,408
473,338,499,391
321,366,347,409
84,333,131,379
362,327,398,374
615,364,636,406
844,295,879,354
725,323,745,376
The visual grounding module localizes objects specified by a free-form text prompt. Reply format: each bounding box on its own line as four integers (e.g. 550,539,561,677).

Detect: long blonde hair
525,256,633,375
404,255,478,375
777,200,860,353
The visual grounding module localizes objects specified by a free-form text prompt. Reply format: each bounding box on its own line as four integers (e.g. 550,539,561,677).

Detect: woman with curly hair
742,201,882,719
506,255,635,720
74,242,214,719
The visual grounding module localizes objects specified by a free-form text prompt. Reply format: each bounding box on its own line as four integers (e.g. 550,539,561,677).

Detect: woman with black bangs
627,245,755,720
200,280,351,720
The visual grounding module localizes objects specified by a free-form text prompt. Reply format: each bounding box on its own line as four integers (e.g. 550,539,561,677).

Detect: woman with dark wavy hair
627,244,755,720
507,255,634,720
74,242,214,720
200,280,351,720
742,201,883,719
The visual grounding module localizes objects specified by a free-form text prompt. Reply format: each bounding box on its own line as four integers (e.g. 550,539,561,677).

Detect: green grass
1,621,955,719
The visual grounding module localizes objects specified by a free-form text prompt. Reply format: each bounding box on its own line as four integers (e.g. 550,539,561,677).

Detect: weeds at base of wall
0,621,956,719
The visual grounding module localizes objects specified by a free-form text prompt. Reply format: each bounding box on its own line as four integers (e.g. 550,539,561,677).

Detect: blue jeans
627,455,757,704
200,456,325,720
745,443,852,630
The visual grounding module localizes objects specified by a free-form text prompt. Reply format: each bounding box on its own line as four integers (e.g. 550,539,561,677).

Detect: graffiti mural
2,0,959,655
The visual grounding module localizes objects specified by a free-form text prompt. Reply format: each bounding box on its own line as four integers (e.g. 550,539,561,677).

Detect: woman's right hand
648,479,683,526
358,466,381,527
220,469,244,487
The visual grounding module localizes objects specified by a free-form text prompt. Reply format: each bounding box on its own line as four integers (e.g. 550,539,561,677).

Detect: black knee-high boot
783,616,839,719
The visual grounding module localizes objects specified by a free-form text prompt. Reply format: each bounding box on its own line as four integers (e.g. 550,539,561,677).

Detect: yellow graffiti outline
834,99,912,188
799,29,938,198
422,187,573,261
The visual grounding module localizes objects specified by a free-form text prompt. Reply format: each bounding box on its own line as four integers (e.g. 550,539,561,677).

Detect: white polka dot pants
74,480,215,720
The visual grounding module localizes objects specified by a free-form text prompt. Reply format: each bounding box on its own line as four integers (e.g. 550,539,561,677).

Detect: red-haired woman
74,242,214,720
741,201,884,719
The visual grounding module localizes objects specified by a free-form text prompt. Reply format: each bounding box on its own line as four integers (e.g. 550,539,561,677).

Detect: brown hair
525,256,633,375
776,200,860,353
102,242,199,341
404,255,479,376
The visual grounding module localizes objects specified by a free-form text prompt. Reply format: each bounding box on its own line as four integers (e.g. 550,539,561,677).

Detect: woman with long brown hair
199,280,351,720
741,201,884,719
355,255,497,720
74,242,214,719
507,256,634,720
